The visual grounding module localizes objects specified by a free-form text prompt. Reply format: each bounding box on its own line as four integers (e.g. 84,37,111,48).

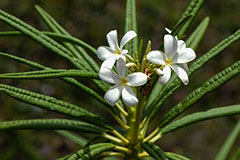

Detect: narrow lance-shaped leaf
142,142,169,160
0,52,116,114
0,9,84,70
158,59,240,128
171,15,193,36
165,152,191,160
0,69,99,79
35,5,82,60
145,28,240,120
176,0,205,37
141,143,161,160
0,9,109,92
0,31,97,55
35,5,100,73
215,120,240,160
230,148,240,160
0,83,112,130
67,143,115,160
186,17,210,50
125,0,138,58
161,105,240,134
56,130,88,147
0,119,107,134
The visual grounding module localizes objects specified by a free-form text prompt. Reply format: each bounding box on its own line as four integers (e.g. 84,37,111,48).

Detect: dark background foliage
0,0,239,159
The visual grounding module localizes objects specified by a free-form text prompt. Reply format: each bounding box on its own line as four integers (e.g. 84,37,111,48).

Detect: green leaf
67,143,115,160
145,28,240,121
0,31,97,55
176,0,205,37
0,119,106,134
165,152,191,160
215,120,240,160
171,15,193,36
230,148,240,160
125,0,138,58
0,83,112,130
159,59,240,128
186,17,210,50
0,69,99,79
161,105,240,134
56,130,88,147
0,9,109,92
35,5,100,73
0,52,113,112
0,9,84,70
142,142,169,160
141,143,161,160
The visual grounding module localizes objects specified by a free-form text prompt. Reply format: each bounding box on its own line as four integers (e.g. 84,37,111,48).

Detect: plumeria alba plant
0,0,240,160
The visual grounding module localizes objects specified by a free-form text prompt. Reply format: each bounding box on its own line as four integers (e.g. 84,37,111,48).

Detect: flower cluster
97,29,196,106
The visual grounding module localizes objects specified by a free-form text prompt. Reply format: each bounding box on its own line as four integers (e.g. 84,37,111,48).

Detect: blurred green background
0,0,239,160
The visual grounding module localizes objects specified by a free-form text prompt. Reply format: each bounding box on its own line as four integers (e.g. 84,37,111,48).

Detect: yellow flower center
165,58,172,65
115,50,121,55
120,77,128,86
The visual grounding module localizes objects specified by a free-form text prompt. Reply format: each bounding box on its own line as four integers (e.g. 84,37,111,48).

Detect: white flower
97,30,137,70
147,34,196,85
165,27,189,71
99,57,147,106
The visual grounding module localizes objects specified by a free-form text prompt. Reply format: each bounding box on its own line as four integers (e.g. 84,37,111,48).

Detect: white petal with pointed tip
99,67,120,84
158,65,171,84
171,64,189,85
177,40,186,52
147,51,166,65
120,30,137,49
100,56,117,70
122,86,138,106
165,27,172,33
180,63,188,72
116,57,126,77
122,49,128,55
127,72,147,86
107,30,119,51
164,34,178,58
104,85,123,106
97,46,114,61
172,48,196,63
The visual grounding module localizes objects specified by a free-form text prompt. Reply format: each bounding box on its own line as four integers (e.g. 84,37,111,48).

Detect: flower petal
122,86,138,106
100,56,117,70
146,50,166,65
97,46,115,61
120,30,137,49
172,48,196,63
165,27,172,34
177,40,186,52
164,34,178,58
127,72,147,86
122,49,128,55
107,30,120,51
180,63,188,72
99,67,120,84
116,57,126,77
171,64,189,85
158,65,171,85
156,68,164,76
104,85,123,106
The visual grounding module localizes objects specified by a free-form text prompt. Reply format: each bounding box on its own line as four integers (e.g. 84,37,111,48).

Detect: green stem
125,88,145,160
